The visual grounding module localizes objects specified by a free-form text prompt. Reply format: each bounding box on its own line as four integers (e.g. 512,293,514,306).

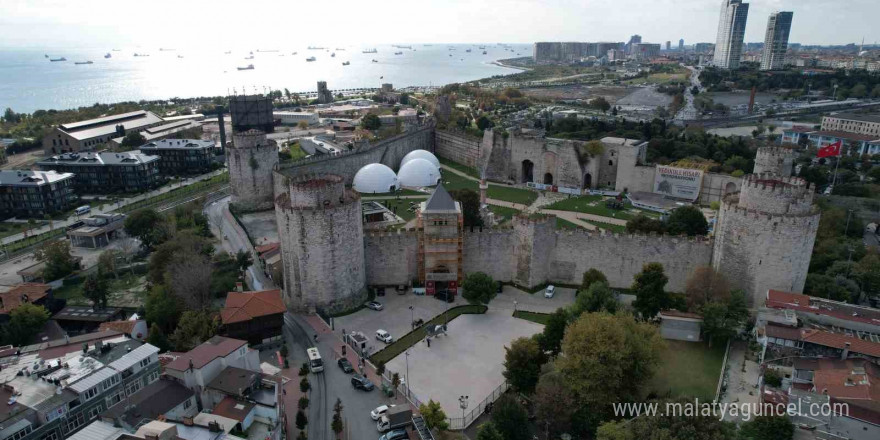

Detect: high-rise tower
713,0,750,69
760,11,793,71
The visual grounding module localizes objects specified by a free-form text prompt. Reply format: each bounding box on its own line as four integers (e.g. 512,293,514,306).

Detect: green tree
145,285,182,334
391,373,401,398
626,215,666,235
701,291,749,347
572,281,618,317
557,313,664,416
597,398,736,440
33,241,77,281
450,189,484,228
331,398,344,439
581,268,608,291
591,96,611,113
146,323,170,352
738,416,794,440
120,131,147,149
97,249,120,279
476,116,495,130
666,205,709,236
235,249,253,276
503,337,546,394
1,304,50,346
419,400,449,430
490,395,530,440
538,308,567,356
169,310,219,351
685,267,730,311
361,113,381,130
299,396,309,410
82,274,109,308
124,208,162,249
854,253,880,298
462,272,496,304
295,410,308,430
475,422,504,440
631,263,671,319
534,371,577,439
300,377,311,392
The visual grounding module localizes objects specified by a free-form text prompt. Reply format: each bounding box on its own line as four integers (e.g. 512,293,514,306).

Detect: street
204,195,271,290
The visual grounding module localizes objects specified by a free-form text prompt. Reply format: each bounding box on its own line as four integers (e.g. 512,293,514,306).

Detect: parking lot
494,285,577,313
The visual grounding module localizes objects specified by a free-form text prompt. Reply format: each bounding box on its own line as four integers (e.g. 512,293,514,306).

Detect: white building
274,111,319,126
163,336,260,406
713,0,750,69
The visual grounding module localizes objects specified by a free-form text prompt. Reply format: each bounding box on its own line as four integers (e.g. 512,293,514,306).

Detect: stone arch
724,182,737,195
583,173,593,189
522,160,534,183
543,173,554,185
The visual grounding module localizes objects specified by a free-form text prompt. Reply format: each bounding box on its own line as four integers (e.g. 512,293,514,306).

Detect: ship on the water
50,57,66,62
362,48,378,54
237,64,254,70
74,61,93,65
306,57,316,62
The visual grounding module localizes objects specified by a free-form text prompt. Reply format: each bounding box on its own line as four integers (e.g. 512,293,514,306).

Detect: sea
0,44,531,113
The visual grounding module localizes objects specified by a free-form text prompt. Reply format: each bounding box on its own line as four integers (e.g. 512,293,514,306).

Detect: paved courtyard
238,211,279,245
384,309,544,420
494,285,577,313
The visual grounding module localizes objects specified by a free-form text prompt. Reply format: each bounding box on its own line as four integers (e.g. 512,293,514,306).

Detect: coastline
491,59,531,72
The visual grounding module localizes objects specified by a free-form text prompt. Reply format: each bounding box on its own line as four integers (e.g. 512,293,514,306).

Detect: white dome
400,150,440,169
398,159,441,188
353,163,400,194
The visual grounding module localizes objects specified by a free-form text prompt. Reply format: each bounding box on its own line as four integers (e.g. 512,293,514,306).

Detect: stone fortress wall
228,130,279,211
275,174,366,312
753,147,795,176
434,130,481,169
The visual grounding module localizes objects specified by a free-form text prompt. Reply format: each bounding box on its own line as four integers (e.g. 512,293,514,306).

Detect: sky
1,0,878,49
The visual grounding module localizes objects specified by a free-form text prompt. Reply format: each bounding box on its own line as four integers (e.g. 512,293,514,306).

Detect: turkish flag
817,140,842,158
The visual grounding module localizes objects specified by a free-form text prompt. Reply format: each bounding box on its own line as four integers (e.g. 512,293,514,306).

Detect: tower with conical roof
417,185,463,297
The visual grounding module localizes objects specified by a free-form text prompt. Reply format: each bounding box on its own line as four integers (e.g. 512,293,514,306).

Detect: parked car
434,290,454,303
351,374,375,391
338,358,354,373
379,429,408,440
366,301,384,311
376,329,393,344
544,285,555,299
371,404,396,421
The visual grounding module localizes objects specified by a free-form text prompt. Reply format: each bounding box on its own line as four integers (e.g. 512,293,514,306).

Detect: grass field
648,340,726,401
438,170,478,192
438,171,538,206
545,195,635,221
513,310,552,325
556,218,583,230
592,221,627,234
439,158,480,179
489,205,521,223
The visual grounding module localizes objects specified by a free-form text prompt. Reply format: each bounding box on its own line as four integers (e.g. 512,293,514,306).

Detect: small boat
159,48,174,51
133,53,149,57
307,46,325,50
74,61,93,65
372,59,378,63
244,55,254,60
380,76,384,79
224,51,231,54
237,64,254,70
331,52,336,57
292,52,298,55
104,53,111,58
50,57,66,62
257,49,278,52
44,54,48,58
466,49,472,53
448,54,452,57
336,48,345,51
112,49,120,51
306,57,316,62
483,51,487,55
394,51,403,55
342,61,350,66
362,48,377,54
177,55,184,59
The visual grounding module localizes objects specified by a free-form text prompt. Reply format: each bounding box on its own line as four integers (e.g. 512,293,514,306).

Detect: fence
380,367,424,410
445,380,509,430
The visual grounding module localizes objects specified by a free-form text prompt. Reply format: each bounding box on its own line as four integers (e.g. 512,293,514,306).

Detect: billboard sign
653,166,703,201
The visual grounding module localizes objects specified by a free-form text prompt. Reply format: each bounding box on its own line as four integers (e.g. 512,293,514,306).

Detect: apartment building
138,139,215,175
821,113,880,137
36,152,160,194
0,170,76,219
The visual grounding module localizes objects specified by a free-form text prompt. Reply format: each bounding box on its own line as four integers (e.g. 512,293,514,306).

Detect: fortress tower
275,174,366,312
228,130,278,211
753,146,795,177
712,173,820,307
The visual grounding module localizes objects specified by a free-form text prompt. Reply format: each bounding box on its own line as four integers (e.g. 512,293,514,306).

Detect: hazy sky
2,0,877,49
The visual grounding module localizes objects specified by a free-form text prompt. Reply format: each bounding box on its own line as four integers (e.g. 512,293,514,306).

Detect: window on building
184,398,192,410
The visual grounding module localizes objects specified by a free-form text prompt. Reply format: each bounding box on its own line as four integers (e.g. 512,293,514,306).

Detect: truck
377,406,413,432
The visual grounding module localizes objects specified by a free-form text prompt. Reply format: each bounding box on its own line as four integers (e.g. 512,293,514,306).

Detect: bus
307,347,324,373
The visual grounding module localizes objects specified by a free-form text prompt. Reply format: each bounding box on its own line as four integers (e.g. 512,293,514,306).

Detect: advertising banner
653,166,703,201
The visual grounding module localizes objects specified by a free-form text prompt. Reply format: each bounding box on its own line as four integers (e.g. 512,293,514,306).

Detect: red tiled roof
812,359,880,401
801,329,880,358
659,310,703,320
98,320,138,334
220,290,285,325
0,283,51,314
255,242,280,256
165,336,248,371
211,396,255,422
766,289,810,307
765,323,803,341
765,289,880,327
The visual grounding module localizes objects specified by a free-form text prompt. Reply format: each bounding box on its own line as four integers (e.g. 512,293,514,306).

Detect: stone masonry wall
434,130,481,169
229,131,278,211
462,228,516,281
364,230,419,286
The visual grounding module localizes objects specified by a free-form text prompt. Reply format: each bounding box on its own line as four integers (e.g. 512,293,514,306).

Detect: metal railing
380,368,424,410
445,380,509,430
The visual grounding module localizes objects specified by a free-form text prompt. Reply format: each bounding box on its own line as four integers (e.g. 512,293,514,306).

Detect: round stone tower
753,147,795,177
275,174,366,312
712,173,820,307
228,129,278,211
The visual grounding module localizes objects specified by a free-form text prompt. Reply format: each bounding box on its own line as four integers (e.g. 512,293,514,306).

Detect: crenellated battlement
737,173,815,215
754,147,796,176
552,228,715,245
231,129,275,149
365,229,420,239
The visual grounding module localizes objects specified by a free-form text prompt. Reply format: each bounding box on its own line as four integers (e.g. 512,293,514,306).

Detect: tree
391,373,401,398
666,205,709,236
626,215,666,235
376,361,386,376
124,208,162,249
168,251,213,310
581,268,608,291
295,410,308,430
534,371,577,439
476,116,495,131
1,304,50,346
591,96,611,113
631,263,671,319
490,395,530,440
34,240,77,281
450,189,483,228
854,253,880,298
503,337,546,394
82,274,109,309
235,250,253,276
169,310,219,352
538,308,567,356
596,398,736,440
361,113,381,130
97,249,120,279
331,398,344,439
297,120,309,130
146,323,170,352
120,131,147,149
476,422,504,440
419,400,449,431
572,281,617,317
701,291,748,347
557,313,664,416
299,396,309,410
685,267,730,310
145,285,182,334
462,272,496,304
738,416,794,440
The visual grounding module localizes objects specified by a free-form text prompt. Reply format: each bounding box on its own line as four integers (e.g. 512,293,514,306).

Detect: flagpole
832,141,841,188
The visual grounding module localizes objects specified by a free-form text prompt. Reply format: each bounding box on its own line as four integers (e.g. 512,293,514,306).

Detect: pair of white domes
352,150,441,193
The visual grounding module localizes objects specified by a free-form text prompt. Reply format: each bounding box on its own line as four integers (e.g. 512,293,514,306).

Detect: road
674,65,701,122
204,195,272,290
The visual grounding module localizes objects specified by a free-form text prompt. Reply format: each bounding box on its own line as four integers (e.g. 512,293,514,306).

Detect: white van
74,205,91,216
544,285,556,299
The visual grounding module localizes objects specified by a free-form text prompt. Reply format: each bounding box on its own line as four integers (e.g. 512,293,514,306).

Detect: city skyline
1,0,878,49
